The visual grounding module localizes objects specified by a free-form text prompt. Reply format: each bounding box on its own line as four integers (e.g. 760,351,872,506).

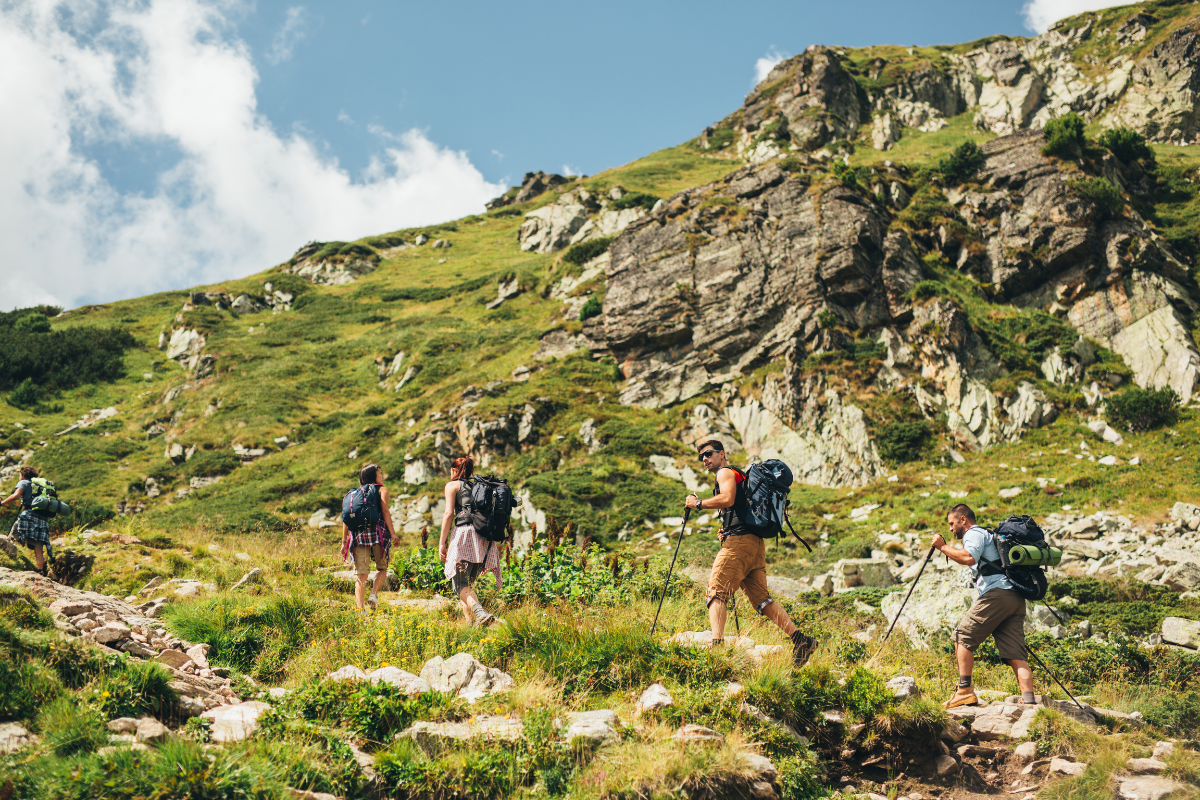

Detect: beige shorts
352,544,388,575
706,534,772,613
954,588,1027,662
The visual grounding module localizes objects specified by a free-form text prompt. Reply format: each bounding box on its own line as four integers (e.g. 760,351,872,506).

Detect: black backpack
731,460,811,552
978,515,1050,601
464,476,513,543
341,484,382,532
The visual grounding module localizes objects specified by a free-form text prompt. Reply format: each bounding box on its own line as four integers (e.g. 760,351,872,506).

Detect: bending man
685,439,818,666
934,503,1036,708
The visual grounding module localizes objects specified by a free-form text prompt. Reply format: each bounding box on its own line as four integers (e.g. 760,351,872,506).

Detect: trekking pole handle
649,508,691,637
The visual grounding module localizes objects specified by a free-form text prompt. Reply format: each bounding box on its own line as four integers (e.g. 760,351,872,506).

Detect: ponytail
451,456,474,481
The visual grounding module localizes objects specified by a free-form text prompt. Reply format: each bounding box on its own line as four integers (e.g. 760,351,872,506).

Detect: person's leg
1008,659,1034,694
957,641,975,679
946,593,1008,707
367,546,387,609
760,599,798,637
352,547,370,610
992,595,1035,700
32,544,45,573
707,598,728,641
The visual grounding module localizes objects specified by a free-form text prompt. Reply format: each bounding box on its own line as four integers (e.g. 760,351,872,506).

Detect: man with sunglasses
685,439,819,666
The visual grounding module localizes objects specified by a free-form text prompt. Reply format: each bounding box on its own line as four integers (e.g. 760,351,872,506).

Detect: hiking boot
367,592,378,611
942,687,979,708
791,631,817,667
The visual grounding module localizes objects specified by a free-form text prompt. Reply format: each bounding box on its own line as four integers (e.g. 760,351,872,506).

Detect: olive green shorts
954,588,1027,662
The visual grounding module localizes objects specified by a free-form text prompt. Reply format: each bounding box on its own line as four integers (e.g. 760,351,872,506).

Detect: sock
1022,691,1036,704
471,602,491,622
711,638,724,646
958,676,973,689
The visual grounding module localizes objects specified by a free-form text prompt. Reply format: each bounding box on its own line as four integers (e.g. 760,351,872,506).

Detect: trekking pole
649,508,692,637
1025,643,1087,713
731,594,740,635
869,546,935,663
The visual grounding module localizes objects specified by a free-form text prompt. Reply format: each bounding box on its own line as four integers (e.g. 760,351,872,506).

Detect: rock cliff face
591,121,1199,485
714,9,1200,157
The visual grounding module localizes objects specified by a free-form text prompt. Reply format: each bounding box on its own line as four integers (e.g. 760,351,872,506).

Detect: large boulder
405,716,524,754
565,710,621,746
419,653,515,703
878,562,974,648
518,195,591,253
1161,617,1200,649
200,701,271,743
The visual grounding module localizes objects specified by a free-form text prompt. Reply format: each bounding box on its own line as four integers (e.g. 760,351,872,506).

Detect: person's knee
755,598,774,616
705,596,727,609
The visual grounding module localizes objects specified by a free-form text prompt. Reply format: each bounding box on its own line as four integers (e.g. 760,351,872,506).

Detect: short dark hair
359,463,380,485
948,503,975,522
19,466,38,481
696,439,724,453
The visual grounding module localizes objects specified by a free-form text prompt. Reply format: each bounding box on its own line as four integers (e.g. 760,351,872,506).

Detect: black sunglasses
698,450,718,460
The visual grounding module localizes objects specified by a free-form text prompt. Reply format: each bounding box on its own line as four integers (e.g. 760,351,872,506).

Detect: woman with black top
438,456,502,625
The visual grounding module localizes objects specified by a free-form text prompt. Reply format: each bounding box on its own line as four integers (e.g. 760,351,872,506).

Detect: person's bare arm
379,486,396,537
685,468,736,511
439,480,458,562
932,534,976,566
0,489,20,508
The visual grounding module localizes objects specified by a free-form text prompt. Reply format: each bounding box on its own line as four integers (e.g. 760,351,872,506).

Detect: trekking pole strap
650,508,691,637
784,515,813,553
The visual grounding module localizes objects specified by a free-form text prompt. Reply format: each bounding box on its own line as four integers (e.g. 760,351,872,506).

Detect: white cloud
562,164,579,177
0,0,504,311
491,149,504,160
337,109,353,125
753,48,790,86
1020,0,1128,33
267,5,308,65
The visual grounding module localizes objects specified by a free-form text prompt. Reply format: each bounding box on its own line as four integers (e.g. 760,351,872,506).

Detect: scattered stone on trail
135,717,170,744
1013,741,1038,765
201,701,271,743
741,751,778,783
405,716,525,754
107,718,138,734
231,568,262,591
1118,777,1187,800
326,665,368,682
934,754,959,777
419,653,515,703
674,724,724,744
49,598,92,616
669,630,785,664
1008,707,1039,738
0,722,36,754
1126,758,1169,775
886,676,919,700
1050,757,1087,776
187,644,211,669
92,622,132,645
286,788,342,800
970,703,1028,739
1162,563,1200,593
958,744,999,758
157,650,194,670
565,710,620,746
367,666,430,695
940,719,968,743
1153,741,1176,759
637,683,674,715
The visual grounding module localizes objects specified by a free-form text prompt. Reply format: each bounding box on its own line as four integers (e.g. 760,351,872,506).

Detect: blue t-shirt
15,480,32,511
963,524,1012,597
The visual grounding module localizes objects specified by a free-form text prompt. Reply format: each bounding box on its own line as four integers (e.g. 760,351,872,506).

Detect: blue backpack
736,459,812,552
341,484,382,532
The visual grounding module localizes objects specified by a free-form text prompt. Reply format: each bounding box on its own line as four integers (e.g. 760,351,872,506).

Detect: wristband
697,497,703,510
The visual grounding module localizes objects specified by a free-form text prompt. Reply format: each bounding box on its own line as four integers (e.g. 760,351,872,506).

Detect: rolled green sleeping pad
31,496,71,517
1007,544,1062,566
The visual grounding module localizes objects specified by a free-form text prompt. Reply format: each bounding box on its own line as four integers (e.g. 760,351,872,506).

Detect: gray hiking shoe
367,592,378,611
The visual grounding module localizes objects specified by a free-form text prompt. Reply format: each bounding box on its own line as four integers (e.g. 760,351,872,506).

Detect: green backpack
30,478,70,518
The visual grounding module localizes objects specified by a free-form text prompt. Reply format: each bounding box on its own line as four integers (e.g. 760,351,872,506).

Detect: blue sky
0,0,1121,309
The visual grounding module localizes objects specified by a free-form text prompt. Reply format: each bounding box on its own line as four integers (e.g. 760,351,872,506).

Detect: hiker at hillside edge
340,463,396,613
439,456,502,627
933,503,1036,709
685,440,818,666
0,466,53,575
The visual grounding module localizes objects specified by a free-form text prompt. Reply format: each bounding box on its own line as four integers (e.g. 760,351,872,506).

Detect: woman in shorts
438,456,501,625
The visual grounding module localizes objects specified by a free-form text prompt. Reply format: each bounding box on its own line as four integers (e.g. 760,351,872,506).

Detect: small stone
1050,757,1087,776
958,745,998,758
106,717,138,734
92,623,131,644
326,665,368,682
135,717,170,744
637,683,674,715
673,723,723,744
1118,777,1188,800
0,722,36,754
157,650,195,670
186,644,211,669
1125,758,1167,775
940,720,968,742
886,676,920,700
565,710,620,746
200,701,271,743
1013,741,1038,765
934,754,959,776
1152,742,1175,759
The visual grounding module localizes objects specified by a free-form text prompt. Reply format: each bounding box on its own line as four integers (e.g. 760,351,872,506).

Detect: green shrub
937,140,986,185
1108,386,1179,432
1069,176,1125,222
875,420,930,464
14,314,51,333
831,159,865,188
579,296,602,321
6,377,40,408
776,750,826,800
1042,112,1086,159
363,234,407,249
379,274,493,304
905,280,944,301
704,127,735,150
0,322,135,391
611,191,659,211
0,658,62,719
563,237,614,266
1098,127,1154,164
1143,690,1200,739
843,665,893,717
0,588,54,630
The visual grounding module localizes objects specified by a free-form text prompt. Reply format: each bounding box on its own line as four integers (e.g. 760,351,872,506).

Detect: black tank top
716,468,747,535
454,480,472,525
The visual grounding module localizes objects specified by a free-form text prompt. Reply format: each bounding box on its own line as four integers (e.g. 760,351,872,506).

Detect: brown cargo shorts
352,544,388,575
954,588,1028,662
706,534,772,613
